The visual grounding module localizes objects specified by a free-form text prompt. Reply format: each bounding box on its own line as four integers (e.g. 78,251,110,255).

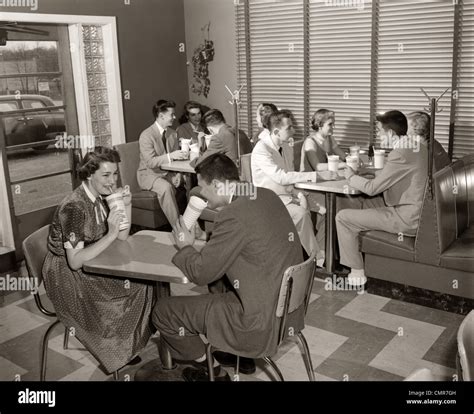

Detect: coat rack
225,84,245,170
420,87,450,199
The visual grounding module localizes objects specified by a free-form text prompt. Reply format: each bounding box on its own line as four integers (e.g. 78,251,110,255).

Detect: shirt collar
260,130,280,152
155,121,165,136
82,182,98,203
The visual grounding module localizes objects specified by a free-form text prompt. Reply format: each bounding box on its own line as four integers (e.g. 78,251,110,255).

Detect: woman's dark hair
258,103,278,129
152,99,176,118
178,101,202,124
195,153,239,184
78,147,121,181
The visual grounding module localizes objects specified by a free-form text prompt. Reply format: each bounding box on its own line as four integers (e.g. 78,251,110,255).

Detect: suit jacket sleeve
348,149,411,196
253,144,317,185
139,131,169,169
172,212,246,286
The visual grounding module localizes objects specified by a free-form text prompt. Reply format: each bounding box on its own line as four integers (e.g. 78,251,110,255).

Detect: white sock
350,268,365,277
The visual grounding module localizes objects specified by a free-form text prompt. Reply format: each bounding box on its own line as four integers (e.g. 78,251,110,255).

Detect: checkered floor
0,265,464,381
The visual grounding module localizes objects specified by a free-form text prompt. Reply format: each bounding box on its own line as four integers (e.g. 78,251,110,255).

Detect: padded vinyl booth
115,141,169,229
360,154,474,299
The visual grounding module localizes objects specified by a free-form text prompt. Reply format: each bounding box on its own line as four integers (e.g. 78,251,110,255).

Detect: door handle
25,117,34,121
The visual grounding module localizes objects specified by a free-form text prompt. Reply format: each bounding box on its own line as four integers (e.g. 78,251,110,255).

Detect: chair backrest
276,250,316,342
457,310,474,381
22,225,51,288
115,141,140,193
240,153,252,183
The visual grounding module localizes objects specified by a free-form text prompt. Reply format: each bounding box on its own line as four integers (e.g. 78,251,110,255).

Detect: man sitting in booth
137,99,188,226
191,109,252,167
335,110,428,287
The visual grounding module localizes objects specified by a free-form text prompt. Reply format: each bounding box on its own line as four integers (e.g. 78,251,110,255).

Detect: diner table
296,178,361,275
161,160,196,198
84,230,205,381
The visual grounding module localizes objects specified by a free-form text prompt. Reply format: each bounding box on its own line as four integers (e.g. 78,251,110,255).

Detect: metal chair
22,225,120,381
457,310,474,381
206,250,317,381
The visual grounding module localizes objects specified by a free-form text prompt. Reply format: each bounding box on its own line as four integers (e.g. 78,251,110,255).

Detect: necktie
278,147,283,156
162,129,167,152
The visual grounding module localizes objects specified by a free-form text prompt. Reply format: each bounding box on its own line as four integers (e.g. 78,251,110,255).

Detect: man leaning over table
152,153,303,381
137,99,188,225
335,110,428,287
251,109,337,264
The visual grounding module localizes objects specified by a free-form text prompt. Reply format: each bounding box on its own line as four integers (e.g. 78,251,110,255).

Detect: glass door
0,24,80,255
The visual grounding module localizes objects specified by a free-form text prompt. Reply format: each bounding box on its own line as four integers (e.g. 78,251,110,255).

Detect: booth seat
360,154,474,299
115,141,169,229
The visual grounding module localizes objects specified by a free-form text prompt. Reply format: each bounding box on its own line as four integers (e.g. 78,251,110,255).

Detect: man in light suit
336,110,428,286
192,109,252,167
251,109,337,262
137,100,188,225
152,154,303,381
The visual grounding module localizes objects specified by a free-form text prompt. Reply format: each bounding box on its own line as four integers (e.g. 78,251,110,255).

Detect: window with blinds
376,0,454,150
236,0,473,157
454,0,474,159
236,0,305,142
309,0,372,149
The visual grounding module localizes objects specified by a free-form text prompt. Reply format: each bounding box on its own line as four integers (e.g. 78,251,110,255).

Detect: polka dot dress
43,185,153,374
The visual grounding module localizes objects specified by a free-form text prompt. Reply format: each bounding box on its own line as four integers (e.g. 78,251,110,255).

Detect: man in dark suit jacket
191,109,252,167
137,100,187,225
152,153,303,381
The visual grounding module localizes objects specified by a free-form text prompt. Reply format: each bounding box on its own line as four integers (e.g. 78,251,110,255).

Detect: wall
0,0,189,141
183,0,237,124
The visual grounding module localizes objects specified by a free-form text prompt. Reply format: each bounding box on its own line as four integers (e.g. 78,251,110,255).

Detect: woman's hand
107,206,122,240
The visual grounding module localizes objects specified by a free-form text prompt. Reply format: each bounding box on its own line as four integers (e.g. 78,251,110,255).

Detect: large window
236,0,474,159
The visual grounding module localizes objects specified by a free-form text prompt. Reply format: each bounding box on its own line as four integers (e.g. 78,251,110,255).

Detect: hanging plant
191,22,214,98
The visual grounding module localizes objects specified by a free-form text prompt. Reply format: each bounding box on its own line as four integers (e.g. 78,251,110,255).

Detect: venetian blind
309,0,373,149
453,0,474,159
237,0,305,141
376,0,454,150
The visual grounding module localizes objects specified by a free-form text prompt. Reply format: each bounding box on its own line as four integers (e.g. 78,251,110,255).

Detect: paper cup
183,196,208,230
180,140,190,153
327,155,339,172
105,193,129,230
349,145,360,157
374,150,385,169
346,155,359,172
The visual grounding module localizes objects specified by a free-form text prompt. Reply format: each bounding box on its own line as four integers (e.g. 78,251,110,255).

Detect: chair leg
63,326,69,350
40,320,61,381
205,343,215,382
113,371,120,381
296,332,316,381
235,355,240,379
263,356,284,381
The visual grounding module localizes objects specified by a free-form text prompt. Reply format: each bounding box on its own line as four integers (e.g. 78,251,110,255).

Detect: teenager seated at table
407,111,450,173
300,109,346,173
251,109,338,264
300,109,346,250
251,102,278,145
137,99,188,226
335,110,428,287
191,109,252,167
176,100,205,147
152,153,304,381
42,147,154,374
